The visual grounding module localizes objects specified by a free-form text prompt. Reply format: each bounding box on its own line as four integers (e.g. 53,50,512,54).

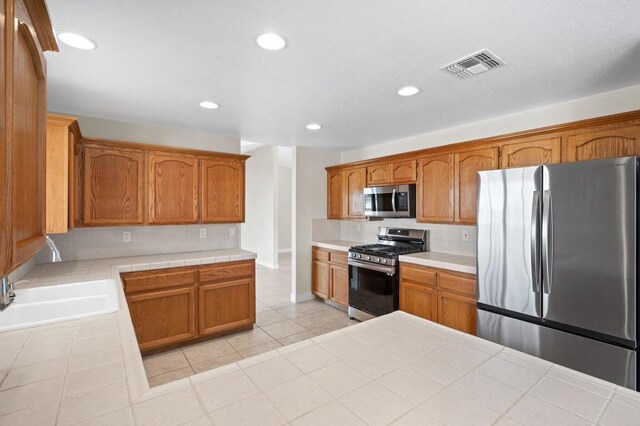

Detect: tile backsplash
36,224,240,264
312,218,476,257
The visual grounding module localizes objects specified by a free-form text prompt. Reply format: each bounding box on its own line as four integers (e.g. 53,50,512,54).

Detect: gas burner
350,244,424,256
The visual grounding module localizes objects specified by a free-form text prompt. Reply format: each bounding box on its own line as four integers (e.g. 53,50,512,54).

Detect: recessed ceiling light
256,33,288,51
306,123,322,130
199,101,220,109
57,32,96,50
397,86,420,97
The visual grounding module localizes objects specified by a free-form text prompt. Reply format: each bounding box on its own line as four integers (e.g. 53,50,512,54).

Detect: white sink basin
0,279,119,332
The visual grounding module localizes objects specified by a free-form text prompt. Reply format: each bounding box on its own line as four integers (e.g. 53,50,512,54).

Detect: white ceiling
45,0,640,151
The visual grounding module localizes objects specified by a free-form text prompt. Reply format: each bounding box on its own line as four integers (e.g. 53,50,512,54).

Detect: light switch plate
199,228,207,239
123,231,131,242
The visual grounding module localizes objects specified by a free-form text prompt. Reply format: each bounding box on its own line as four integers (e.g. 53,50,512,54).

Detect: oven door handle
348,259,396,275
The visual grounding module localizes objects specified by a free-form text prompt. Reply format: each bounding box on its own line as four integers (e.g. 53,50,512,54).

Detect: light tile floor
143,254,359,386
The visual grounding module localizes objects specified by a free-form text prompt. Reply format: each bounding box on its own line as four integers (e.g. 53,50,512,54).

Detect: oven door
348,259,398,317
364,185,415,218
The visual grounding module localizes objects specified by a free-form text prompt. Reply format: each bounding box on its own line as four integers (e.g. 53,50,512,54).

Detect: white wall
342,84,640,163
292,147,341,302
39,115,242,263
278,166,292,252
76,115,240,153
241,145,279,268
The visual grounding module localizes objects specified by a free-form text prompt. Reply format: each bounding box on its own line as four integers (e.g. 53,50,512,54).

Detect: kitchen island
0,265,636,426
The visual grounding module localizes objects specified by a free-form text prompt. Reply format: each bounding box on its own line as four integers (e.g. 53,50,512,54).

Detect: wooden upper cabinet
327,170,345,219
454,147,499,224
45,114,79,234
366,160,416,185
148,154,199,224
201,159,245,223
10,4,49,269
366,164,389,185
83,147,145,225
390,160,417,183
500,136,561,168
417,154,454,223
345,167,365,218
563,125,639,162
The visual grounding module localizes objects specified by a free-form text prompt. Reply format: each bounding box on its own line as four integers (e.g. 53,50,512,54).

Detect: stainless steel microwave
364,184,416,218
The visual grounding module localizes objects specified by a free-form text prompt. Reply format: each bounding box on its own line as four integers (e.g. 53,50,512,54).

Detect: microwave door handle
391,188,397,215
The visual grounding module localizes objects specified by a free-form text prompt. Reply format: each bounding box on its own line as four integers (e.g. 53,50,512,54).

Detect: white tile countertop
1,282,638,426
311,240,366,252
399,251,477,275
312,240,477,274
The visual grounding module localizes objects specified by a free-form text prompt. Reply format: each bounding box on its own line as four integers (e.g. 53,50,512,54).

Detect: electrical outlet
199,228,207,239
462,230,469,241
123,231,131,242
356,223,361,232
229,227,236,237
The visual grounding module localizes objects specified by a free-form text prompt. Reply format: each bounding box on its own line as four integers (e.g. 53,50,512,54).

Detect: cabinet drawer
438,271,476,297
122,267,196,294
329,251,348,265
400,264,437,287
199,260,254,283
312,247,330,261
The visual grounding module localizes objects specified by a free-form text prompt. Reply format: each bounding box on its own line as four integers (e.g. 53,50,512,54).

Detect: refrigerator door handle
531,190,541,293
542,189,553,294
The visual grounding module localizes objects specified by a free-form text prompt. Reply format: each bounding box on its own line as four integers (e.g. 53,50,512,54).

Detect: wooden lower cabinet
127,287,197,352
199,278,255,336
122,259,255,353
399,263,477,335
312,247,349,307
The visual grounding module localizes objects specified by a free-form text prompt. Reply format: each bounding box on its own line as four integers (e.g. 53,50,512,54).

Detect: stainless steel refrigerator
477,156,638,389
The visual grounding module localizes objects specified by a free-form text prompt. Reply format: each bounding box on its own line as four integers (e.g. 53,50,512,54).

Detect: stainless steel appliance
348,227,428,321
364,184,416,218
477,156,638,389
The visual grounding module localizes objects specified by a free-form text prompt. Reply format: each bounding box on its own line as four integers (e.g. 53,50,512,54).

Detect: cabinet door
390,160,416,183
400,282,438,321
454,148,498,224
345,167,365,218
312,260,330,299
148,154,198,224
563,125,639,162
417,155,454,223
327,170,345,219
45,115,76,234
201,159,245,223
366,164,390,185
10,13,48,269
329,264,349,306
127,287,197,352
437,290,477,335
500,137,561,168
199,278,255,336
83,147,145,225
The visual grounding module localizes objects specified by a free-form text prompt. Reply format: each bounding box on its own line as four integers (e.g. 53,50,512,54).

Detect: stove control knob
357,254,362,259
382,258,388,264
376,258,382,263
364,256,370,261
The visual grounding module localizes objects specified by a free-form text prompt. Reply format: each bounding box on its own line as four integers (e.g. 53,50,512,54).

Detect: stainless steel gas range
347,227,428,321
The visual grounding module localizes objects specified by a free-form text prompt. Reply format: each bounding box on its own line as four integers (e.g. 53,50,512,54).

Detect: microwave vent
441,49,505,78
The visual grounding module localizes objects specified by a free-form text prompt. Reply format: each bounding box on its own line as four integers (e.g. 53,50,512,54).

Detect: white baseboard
278,248,292,254
256,259,279,269
290,292,314,303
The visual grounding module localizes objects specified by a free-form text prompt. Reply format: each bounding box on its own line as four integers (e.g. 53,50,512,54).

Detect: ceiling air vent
441,49,505,78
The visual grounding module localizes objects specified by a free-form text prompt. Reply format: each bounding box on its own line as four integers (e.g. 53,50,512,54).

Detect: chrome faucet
0,277,15,311
46,235,62,263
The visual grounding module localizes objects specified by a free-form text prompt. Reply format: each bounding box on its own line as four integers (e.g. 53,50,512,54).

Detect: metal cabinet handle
391,188,397,214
